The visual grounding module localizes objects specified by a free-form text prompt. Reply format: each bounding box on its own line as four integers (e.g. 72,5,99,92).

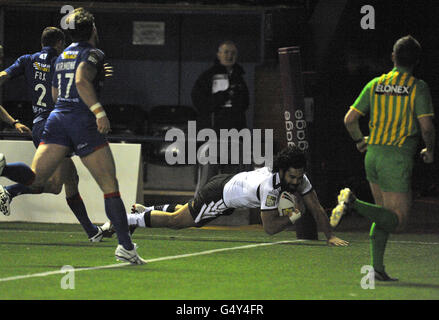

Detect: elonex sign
375,84,410,96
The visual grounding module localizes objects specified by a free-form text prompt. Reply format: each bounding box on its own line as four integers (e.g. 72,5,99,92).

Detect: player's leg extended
132,203,183,214
151,203,195,228
0,153,35,185
128,203,196,229
127,174,229,231
0,144,69,216
5,157,70,201
352,182,398,230
0,154,37,216
333,148,400,233
1,152,37,216
0,143,68,216
150,204,183,212
339,182,399,275
80,145,134,250
3,120,63,200
352,147,407,233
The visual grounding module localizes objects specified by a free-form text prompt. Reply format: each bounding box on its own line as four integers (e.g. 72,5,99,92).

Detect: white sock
127,212,145,227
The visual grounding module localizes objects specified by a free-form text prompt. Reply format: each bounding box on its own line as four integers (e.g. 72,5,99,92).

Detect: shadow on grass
380,281,439,290
1,242,116,248
280,240,328,247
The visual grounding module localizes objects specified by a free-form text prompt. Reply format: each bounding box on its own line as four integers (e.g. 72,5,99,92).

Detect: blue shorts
41,110,108,157
32,119,46,148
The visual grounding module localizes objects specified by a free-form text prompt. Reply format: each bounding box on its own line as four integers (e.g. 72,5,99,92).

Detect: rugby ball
278,191,301,224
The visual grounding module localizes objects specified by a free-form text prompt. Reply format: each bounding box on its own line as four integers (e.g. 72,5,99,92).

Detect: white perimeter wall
0,140,142,224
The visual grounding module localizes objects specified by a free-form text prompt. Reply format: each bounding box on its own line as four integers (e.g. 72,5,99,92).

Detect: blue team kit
5,42,107,156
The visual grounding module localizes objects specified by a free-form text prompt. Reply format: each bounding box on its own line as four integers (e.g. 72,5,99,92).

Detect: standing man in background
331,35,435,281
191,40,249,132
191,40,250,190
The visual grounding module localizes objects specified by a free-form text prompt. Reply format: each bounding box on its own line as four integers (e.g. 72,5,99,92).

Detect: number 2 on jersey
34,83,47,107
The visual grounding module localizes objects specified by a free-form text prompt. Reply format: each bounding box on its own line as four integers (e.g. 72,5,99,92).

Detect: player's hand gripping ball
278,191,302,224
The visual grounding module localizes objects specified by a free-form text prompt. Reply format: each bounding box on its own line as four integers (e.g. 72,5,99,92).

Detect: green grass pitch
0,222,438,300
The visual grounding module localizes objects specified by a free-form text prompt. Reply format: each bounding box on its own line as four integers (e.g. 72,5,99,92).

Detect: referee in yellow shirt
331,35,435,281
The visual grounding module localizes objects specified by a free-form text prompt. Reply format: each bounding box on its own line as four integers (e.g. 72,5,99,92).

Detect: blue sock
5,184,42,201
66,193,98,238
104,192,133,250
1,162,35,185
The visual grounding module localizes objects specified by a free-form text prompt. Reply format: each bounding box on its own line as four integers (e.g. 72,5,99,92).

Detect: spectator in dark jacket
191,41,249,131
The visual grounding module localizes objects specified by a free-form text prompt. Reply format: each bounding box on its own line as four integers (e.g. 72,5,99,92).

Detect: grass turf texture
0,222,439,300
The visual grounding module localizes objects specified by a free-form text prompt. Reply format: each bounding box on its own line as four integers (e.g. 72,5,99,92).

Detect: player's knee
44,180,63,195
99,176,119,194
32,173,48,189
263,224,279,236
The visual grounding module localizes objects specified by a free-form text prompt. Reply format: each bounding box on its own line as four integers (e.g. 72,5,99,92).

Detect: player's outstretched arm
0,105,31,134
302,190,349,246
0,104,17,125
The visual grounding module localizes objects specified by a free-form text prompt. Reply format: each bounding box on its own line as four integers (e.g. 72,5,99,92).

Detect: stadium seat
105,104,146,135
145,105,198,166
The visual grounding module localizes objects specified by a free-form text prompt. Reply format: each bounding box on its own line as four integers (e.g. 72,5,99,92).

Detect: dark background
1,0,438,208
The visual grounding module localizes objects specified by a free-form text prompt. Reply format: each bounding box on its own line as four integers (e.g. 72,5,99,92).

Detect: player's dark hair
272,145,307,173
41,27,65,47
393,35,421,68
65,8,95,42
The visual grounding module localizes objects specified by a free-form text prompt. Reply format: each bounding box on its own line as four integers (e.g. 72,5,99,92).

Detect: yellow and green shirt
351,67,434,153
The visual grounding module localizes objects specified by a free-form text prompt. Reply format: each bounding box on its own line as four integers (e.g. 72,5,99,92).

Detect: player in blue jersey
0,27,108,242
0,46,40,217
27,8,145,264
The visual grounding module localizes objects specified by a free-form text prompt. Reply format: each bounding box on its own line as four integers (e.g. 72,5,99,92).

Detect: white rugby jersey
222,167,313,211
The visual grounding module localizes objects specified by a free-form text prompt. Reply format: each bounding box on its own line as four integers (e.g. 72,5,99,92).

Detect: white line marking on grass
0,240,304,283
0,262,130,282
